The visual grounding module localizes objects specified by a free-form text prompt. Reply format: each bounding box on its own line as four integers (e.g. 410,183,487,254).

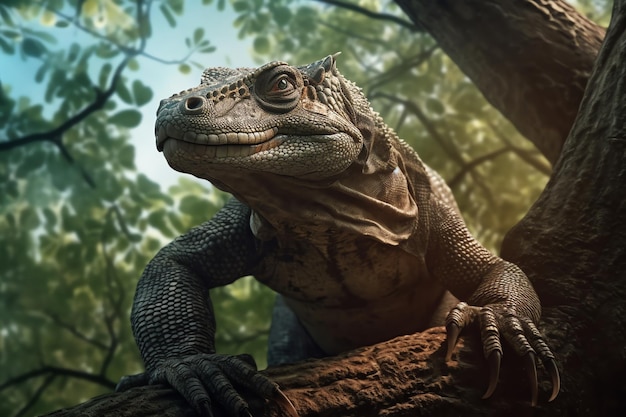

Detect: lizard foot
445,302,560,405
145,353,297,417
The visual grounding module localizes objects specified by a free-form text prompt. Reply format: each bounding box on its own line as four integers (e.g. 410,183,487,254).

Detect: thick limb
426,198,560,404
119,199,294,416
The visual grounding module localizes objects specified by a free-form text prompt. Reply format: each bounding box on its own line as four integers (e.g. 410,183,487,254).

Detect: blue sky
3,2,258,189
131,4,257,188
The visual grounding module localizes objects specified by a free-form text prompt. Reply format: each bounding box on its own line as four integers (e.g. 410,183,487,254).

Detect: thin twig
99,207,124,375
45,311,109,351
365,45,438,94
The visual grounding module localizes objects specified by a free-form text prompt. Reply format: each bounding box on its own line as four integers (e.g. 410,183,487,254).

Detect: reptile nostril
183,96,205,113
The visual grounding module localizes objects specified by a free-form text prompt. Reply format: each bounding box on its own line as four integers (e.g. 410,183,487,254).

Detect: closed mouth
156,124,280,152
160,134,289,158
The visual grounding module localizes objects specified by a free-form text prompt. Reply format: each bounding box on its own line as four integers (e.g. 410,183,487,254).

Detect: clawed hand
445,302,561,406
117,353,298,417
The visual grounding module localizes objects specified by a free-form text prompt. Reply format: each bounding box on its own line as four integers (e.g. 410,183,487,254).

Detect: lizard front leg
426,198,560,405
117,199,296,417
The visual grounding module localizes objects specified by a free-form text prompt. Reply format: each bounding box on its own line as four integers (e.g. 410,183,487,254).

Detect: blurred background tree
0,0,612,416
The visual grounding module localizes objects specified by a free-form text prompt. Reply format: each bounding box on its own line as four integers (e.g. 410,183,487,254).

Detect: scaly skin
118,55,560,415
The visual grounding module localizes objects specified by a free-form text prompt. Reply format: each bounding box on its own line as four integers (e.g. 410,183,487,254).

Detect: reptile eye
254,65,303,113
273,78,291,92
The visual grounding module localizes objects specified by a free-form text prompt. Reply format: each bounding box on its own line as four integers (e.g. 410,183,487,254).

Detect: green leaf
22,37,46,58
115,81,133,104
67,42,80,63
110,109,142,128
131,80,153,106
179,63,191,74
137,174,165,200
95,43,119,58
128,58,140,71
146,236,162,252
118,144,135,169
35,63,47,83
45,70,66,102
253,36,270,54
168,0,184,14
168,212,185,234
98,63,112,89
23,29,56,44
272,6,292,25
160,4,176,28
20,207,40,230
232,1,249,12
179,195,209,216
426,97,445,115
148,210,173,237
0,29,20,39
0,37,14,54
193,28,204,45
199,45,216,53
0,5,14,26
42,207,57,228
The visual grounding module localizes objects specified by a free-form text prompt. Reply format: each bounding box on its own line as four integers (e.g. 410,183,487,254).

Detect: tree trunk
394,0,605,165
41,1,626,416
500,0,626,411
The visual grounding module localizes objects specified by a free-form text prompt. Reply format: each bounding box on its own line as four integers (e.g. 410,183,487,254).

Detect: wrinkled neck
210,147,420,250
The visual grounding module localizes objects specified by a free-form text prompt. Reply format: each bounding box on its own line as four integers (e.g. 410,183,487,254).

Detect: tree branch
393,0,605,163
448,147,511,189
0,56,128,152
44,311,109,351
13,374,56,417
0,1,157,188
365,45,438,94
315,0,419,32
0,366,116,392
487,121,552,176
53,3,202,66
97,205,135,376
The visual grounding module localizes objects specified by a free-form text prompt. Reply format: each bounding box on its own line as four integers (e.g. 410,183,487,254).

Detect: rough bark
501,0,626,411
394,0,605,164
41,1,626,416
41,329,546,417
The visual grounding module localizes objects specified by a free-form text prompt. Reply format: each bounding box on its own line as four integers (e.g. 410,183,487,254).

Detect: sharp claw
274,388,299,417
199,398,215,417
482,351,501,399
525,352,538,407
240,409,254,417
445,323,460,361
546,358,561,402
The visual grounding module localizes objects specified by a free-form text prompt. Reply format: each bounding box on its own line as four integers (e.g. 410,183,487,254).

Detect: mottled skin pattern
118,55,560,416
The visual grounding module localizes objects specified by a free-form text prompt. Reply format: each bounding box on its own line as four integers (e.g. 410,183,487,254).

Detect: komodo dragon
118,55,560,416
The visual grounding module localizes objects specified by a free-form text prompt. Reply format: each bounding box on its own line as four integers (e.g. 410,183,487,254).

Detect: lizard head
155,55,382,189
